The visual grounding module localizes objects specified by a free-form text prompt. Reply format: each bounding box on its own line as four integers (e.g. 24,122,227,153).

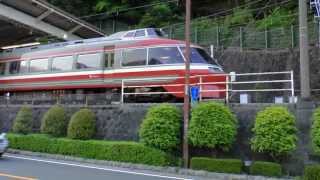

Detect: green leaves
311,108,320,154
188,102,238,151
8,134,177,166
190,157,242,174
139,104,182,152
251,106,297,158
249,161,282,177
12,106,33,135
41,105,68,137
67,109,96,140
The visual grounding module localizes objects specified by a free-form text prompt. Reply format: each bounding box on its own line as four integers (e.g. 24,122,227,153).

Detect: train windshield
180,47,217,65
148,47,184,65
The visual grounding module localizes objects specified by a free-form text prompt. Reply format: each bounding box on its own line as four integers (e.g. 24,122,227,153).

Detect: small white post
210,45,214,58
121,80,124,103
199,76,203,101
290,70,295,99
226,75,229,104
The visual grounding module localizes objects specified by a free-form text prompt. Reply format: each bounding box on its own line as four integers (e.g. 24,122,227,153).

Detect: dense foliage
188,102,237,151
41,105,68,137
46,0,299,31
67,109,96,140
139,104,181,151
311,108,320,154
190,157,242,174
12,107,33,134
303,165,320,180
249,161,282,177
8,134,178,166
251,106,297,158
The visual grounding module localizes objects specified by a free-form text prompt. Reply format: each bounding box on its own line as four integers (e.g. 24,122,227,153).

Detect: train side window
148,47,184,65
9,60,28,74
124,31,135,38
135,30,146,37
52,56,73,71
0,63,6,75
122,48,147,67
30,58,49,73
76,53,101,69
105,52,114,68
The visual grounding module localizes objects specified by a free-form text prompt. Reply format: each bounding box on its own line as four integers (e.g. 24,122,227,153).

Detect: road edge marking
0,172,37,180
4,154,193,180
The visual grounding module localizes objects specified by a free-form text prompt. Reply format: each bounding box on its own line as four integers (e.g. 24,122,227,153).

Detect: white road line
4,154,193,180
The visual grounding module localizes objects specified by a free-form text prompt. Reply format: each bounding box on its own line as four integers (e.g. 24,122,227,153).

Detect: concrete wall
213,47,320,100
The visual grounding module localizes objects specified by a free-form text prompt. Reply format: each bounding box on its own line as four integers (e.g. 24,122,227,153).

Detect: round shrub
41,105,68,137
67,108,96,140
12,106,33,134
311,108,320,154
139,104,181,151
188,102,237,151
251,106,297,158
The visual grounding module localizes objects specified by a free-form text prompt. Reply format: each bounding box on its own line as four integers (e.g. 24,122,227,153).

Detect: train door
104,46,115,69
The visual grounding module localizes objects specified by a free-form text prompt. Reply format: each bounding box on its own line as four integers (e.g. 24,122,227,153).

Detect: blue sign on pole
190,86,200,104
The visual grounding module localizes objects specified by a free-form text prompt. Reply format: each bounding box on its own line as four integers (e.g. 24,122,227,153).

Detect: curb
7,149,292,180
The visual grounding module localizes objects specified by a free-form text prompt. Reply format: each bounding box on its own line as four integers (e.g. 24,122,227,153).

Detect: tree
188,102,238,151
251,106,297,159
67,109,96,140
41,105,68,137
311,108,320,154
12,106,33,134
139,104,182,151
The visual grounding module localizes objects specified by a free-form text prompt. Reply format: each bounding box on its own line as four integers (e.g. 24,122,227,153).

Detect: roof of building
0,0,105,47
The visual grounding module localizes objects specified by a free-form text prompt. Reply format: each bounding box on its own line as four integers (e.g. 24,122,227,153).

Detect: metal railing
121,71,295,104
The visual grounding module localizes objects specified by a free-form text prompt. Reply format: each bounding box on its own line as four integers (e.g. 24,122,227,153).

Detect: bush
190,157,242,174
139,104,181,151
251,106,297,158
67,108,96,140
250,161,282,177
188,102,237,151
12,106,33,134
41,105,68,137
311,108,320,154
304,165,320,180
8,133,178,166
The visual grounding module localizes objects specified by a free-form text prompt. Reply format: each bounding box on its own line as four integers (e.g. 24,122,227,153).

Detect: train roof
0,28,183,57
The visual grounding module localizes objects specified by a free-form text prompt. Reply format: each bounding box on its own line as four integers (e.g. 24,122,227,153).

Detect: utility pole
183,0,191,168
299,0,311,100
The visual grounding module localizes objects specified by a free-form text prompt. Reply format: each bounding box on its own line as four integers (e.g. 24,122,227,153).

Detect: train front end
163,45,227,100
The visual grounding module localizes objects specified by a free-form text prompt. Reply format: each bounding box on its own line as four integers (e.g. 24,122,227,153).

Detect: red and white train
0,28,226,101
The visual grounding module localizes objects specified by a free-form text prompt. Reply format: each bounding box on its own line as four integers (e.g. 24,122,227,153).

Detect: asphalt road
0,154,211,180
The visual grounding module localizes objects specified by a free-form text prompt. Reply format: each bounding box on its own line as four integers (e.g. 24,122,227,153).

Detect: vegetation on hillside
46,0,300,30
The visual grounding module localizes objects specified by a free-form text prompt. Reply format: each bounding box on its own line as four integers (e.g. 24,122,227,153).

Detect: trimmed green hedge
41,105,68,137
139,104,181,151
304,165,320,180
12,106,33,134
8,134,178,166
311,108,320,154
249,161,282,177
251,106,297,157
67,108,96,140
188,102,237,151
190,157,242,174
